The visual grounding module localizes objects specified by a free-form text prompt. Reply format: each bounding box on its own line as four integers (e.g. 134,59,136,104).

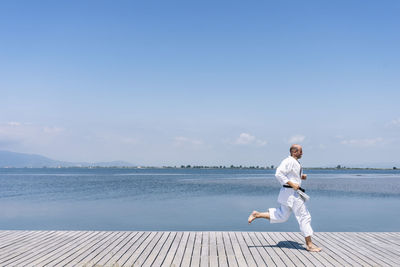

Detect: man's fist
287,181,300,190
301,174,307,180
292,183,300,190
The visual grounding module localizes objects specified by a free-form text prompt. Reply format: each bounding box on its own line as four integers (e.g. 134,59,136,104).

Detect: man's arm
275,159,300,190
275,159,290,185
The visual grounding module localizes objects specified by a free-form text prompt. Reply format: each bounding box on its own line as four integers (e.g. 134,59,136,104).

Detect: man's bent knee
269,207,291,223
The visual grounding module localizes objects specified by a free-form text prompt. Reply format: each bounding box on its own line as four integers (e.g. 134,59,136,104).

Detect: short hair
290,145,299,155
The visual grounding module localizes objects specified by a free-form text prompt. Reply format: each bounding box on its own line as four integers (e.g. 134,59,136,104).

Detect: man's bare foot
248,211,258,224
306,244,322,252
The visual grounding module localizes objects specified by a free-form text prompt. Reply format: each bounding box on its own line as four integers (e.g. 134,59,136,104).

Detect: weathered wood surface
0,231,399,266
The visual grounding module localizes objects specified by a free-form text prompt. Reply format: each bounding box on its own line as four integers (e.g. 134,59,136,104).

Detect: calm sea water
0,168,399,232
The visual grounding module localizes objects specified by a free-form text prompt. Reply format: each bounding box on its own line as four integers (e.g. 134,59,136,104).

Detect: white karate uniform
269,156,314,237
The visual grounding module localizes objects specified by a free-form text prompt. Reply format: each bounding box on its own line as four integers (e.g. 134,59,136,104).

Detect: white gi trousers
269,190,313,237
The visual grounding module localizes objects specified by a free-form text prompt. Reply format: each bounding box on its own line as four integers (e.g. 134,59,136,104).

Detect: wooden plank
28,231,95,266
279,232,321,267
258,232,296,267
269,232,315,266
242,232,273,266
101,231,142,266
0,231,399,266
289,232,344,267
267,232,306,267
381,232,400,243
151,232,177,267
0,231,16,240
161,231,184,267
222,232,238,267
228,232,248,267
29,231,95,266
113,231,153,266
312,235,345,267
352,233,400,266
317,232,372,266
368,232,400,242
200,232,209,267
386,232,400,238
39,231,100,266
216,231,228,267
0,231,32,245
170,231,190,267
0,231,39,250
7,231,83,266
370,232,396,242
0,231,17,246
385,232,400,245
123,231,161,266
0,231,71,264
141,232,171,266
286,232,335,267
208,232,218,267
363,232,400,251
95,231,140,266
0,231,57,262
181,231,196,267
328,232,391,266
306,233,350,266
249,231,283,266
310,232,362,267
75,231,126,266
233,232,258,267
52,231,109,266
0,230,12,237
334,232,400,266
63,231,119,266
88,231,132,266
190,231,202,267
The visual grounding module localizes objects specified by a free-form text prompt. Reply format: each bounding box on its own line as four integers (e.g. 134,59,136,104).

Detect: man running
248,144,322,252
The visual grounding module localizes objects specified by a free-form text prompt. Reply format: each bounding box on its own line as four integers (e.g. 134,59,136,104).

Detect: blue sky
1,0,399,167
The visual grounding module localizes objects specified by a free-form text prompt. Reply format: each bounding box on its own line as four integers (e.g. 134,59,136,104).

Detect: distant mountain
0,150,136,168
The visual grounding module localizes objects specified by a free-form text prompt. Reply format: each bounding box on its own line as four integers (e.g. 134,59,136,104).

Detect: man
248,144,322,252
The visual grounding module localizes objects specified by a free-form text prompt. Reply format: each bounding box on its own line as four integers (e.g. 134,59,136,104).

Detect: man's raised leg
248,210,270,224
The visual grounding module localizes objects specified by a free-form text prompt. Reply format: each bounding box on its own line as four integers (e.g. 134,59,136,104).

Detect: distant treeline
173,165,274,169
2,165,399,170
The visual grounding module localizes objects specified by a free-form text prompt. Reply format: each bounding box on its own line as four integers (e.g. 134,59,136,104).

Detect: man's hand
287,181,300,190
301,174,307,180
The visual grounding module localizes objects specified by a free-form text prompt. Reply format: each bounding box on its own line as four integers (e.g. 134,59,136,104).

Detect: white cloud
0,123,65,148
0,123,32,138
288,135,305,144
256,140,268,146
387,118,400,127
234,133,267,146
340,137,384,147
235,133,255,145
7,122,21,126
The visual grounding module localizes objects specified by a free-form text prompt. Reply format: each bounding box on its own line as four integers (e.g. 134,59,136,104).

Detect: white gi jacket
275,156,303,208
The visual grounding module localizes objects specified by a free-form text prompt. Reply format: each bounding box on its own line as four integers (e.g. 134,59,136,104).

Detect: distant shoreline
2,151,398,170
1,166,398,170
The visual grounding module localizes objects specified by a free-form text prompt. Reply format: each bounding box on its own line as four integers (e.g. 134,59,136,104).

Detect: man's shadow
249,240,306,250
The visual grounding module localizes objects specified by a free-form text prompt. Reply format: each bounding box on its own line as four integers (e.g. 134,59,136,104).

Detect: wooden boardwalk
0,231,399,266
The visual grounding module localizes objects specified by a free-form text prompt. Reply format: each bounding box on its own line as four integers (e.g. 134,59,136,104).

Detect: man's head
290,144,303,159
